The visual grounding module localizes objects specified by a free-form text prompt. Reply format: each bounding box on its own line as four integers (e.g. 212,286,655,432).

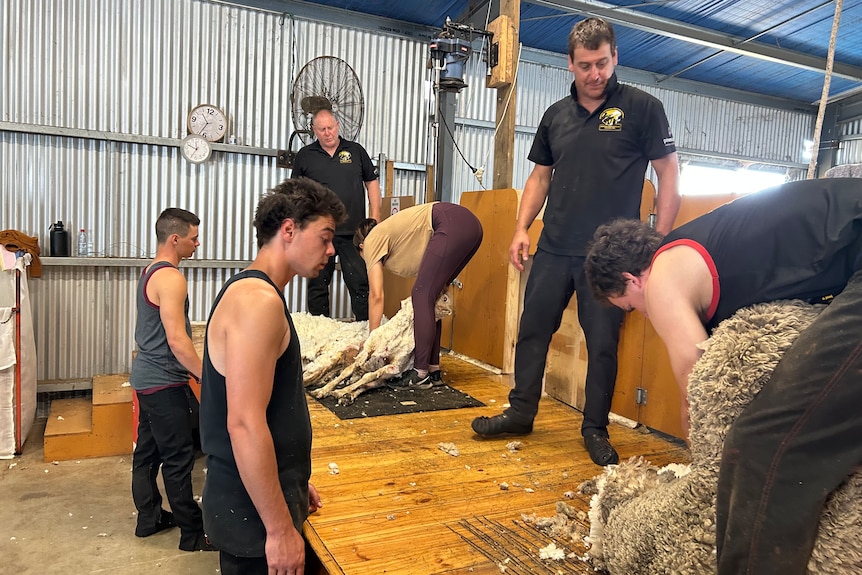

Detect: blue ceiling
288,0,862,107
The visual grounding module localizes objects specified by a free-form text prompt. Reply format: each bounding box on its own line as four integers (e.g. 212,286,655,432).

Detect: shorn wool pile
581,300,862,574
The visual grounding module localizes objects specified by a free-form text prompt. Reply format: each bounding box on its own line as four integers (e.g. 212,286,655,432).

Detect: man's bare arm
365,179,382,222
223,283,306,572
644,253,709,439
651,152,681,236
510,164,552,271
155,268,203,379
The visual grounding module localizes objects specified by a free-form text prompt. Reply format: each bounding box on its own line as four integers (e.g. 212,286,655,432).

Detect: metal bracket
636,387,648,405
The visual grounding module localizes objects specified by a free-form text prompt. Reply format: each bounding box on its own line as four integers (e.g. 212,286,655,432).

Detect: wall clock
187,104,227,142
181,134,212,164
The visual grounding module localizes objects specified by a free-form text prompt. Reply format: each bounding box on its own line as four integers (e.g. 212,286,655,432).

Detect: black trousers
716,270,862,574
306,235,369,320
219,538,323,575
506,249,623,437
132,385,203,547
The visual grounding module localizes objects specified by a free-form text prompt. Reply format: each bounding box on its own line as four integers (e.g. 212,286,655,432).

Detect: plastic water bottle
78,228,89,257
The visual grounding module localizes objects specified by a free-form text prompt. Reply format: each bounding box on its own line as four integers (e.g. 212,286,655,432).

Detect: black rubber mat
310,382,484,420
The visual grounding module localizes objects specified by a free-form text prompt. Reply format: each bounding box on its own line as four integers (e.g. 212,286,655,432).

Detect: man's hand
309,483,322,513
265,523,305,575
509,229,531,271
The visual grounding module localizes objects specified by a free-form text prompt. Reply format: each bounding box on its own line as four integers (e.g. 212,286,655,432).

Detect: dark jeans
412,203,483,371
716,270,862,574
507,249,623,437
219,538,323,575
307,235,369,320
132,385,203,547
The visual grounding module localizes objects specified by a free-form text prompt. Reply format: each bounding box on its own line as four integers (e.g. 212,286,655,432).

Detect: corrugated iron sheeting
0,0,820,381
838,118,862,164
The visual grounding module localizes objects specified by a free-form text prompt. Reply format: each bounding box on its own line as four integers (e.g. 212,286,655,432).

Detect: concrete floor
0,419,220,574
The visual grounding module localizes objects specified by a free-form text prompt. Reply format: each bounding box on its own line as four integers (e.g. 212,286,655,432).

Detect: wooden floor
304,355,690,575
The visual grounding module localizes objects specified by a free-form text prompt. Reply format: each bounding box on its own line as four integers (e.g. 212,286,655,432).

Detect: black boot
471,412,533,437
584,434,619,466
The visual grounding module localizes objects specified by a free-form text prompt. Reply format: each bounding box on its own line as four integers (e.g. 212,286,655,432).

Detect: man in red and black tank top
585,177,862,575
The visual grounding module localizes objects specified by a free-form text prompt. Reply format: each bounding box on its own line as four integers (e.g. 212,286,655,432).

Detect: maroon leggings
411,203,483,371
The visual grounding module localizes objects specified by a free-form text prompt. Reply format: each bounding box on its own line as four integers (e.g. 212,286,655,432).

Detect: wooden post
492,0,519,190
385,160,395,197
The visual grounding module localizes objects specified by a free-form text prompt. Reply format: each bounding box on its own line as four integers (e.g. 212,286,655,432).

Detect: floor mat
310,383,485,420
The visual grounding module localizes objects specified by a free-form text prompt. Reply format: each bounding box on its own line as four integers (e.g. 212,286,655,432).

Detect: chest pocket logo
338,151,353,164
599,108,624,132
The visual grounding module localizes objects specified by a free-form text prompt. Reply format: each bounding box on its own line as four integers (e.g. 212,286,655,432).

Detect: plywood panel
450,190,519,368
544,298,588,410
611,311,647,423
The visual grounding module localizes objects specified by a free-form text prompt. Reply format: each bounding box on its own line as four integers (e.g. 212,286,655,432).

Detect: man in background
130,207,215,552
471,17,680,467
200,178,346,574
292,107,380,320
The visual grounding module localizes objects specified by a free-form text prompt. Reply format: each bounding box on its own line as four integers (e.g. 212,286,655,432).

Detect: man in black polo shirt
471,17,680,467
292,108,380,320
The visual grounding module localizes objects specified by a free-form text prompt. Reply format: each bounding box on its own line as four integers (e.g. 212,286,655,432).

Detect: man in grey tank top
129,208,216,552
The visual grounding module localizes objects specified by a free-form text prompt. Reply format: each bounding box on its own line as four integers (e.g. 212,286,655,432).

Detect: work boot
584,434,619,466
135,509,176,538
471,412,533,437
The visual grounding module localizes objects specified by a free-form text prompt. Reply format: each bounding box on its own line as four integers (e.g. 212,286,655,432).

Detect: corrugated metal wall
1,0,817,381
837,118,862,165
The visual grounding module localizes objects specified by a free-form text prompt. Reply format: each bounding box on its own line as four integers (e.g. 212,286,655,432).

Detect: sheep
583,300,862,574
304,293,453,406
291,313,368,385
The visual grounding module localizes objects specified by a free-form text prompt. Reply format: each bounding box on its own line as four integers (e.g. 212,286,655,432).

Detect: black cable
437,100,479,176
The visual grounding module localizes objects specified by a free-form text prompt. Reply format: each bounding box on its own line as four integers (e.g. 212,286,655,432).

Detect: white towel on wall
0,308,14,371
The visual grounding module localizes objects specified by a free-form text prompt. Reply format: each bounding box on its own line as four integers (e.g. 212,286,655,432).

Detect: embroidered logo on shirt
338,151,353,164
598,108,624,131
663,126,675,147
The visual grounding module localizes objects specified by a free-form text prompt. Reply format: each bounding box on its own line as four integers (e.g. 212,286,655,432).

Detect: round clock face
181,134,212,164
188,104,227,142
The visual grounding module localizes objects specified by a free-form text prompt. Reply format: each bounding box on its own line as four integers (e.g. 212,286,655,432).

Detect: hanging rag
0,230,42,277
0,308,15,371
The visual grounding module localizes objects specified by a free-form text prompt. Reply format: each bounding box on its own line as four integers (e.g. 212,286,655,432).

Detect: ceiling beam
528,0,862,83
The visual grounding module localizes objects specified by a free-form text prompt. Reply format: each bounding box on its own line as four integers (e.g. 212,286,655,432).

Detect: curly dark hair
568,17,616,59
353,218,378,251
253,177,347,249
585,219,663,301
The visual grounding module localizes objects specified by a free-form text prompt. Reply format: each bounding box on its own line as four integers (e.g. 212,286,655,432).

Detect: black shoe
471,413,533,437
388,369,432,390
179,532,218,552
584,434,619,466
429,370,445,386
135,509,176,538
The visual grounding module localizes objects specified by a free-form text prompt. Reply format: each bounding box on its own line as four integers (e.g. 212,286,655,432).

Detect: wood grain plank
306,354,689,575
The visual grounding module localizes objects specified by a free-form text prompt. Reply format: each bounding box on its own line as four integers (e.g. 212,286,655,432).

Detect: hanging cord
437,101,481,180
807,0,843,179
475,41,523,186
445,3,496,188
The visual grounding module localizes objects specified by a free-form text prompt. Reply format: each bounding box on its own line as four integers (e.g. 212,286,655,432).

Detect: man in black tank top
200,178,346,575
584,178,862,575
